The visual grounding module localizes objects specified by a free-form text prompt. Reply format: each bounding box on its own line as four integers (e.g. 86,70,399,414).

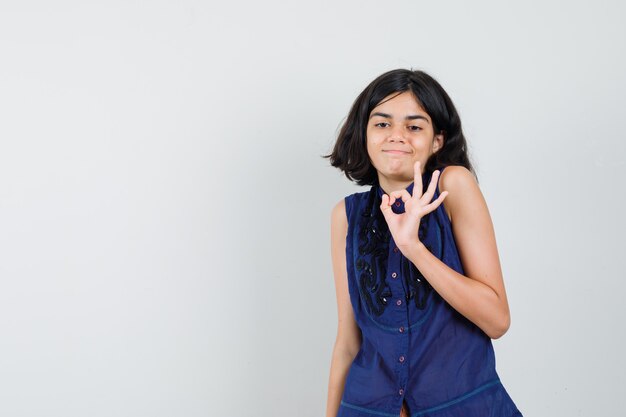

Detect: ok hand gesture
379,160,448,251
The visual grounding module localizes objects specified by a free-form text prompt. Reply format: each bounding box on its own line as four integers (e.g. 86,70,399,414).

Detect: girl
323,69,523,417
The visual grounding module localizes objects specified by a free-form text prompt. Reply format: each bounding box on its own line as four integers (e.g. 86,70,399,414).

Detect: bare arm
404,166,511,339
326,198,362,417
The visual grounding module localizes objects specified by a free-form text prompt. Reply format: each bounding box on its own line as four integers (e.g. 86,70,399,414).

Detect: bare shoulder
329,196,361,356
331,197,348,232
437,165,482,224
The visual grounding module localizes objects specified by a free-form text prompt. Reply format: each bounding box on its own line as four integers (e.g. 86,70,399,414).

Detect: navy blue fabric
339,166,523,417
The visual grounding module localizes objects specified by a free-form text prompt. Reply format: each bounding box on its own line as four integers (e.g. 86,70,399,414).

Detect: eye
373,122,422,132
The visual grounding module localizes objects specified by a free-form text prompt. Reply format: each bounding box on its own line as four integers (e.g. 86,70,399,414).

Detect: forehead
369,91,429,119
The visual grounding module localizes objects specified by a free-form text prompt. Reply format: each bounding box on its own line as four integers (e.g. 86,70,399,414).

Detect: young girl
323,69,523,417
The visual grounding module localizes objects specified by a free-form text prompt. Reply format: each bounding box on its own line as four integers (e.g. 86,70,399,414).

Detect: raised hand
379,160,448,251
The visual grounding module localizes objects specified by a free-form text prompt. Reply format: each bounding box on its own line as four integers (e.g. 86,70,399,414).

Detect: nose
389,124,406,141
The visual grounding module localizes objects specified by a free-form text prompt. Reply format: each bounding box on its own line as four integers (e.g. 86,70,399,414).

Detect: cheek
365,132,376,148
366,131,383,146
365,137,379,162
366,141,376,159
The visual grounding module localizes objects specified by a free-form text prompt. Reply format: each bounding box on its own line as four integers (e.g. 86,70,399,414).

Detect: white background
1,1,624,416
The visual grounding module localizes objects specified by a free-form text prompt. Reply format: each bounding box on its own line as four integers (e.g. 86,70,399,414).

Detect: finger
389,189,412,203
379,193,394,220
413,160,422,198
421,190,448,214
420,169,440,203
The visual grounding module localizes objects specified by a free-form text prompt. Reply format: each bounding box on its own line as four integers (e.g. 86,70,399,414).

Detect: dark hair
322,68,477,186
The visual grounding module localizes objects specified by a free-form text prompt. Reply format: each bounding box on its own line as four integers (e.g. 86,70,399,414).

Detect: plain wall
1,1,624,416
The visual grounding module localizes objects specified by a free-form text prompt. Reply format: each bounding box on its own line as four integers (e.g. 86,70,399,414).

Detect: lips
383,150,410,154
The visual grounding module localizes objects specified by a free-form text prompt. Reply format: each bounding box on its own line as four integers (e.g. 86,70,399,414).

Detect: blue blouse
338,167,523,417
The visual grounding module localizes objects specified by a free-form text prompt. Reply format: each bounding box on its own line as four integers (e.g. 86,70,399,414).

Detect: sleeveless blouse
338,166,523,417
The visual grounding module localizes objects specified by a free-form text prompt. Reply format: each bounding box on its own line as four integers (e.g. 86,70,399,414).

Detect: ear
433,132,445,153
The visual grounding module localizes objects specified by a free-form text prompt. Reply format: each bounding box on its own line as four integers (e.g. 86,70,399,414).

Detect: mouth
383,150,410,155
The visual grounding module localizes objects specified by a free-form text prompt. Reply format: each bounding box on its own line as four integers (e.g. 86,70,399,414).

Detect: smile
383,150,410,154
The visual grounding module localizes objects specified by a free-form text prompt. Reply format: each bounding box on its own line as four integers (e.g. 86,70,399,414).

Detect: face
366,91,443,187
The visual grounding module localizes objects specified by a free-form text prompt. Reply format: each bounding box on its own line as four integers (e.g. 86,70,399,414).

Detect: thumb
379,193,394,221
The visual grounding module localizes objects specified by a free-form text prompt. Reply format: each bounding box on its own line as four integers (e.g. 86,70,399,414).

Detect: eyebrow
369,112,430,124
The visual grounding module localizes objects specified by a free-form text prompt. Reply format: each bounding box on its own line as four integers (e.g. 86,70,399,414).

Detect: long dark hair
322,68,477,186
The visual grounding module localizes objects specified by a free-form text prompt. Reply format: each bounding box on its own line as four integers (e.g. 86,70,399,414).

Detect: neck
377,175,418,195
